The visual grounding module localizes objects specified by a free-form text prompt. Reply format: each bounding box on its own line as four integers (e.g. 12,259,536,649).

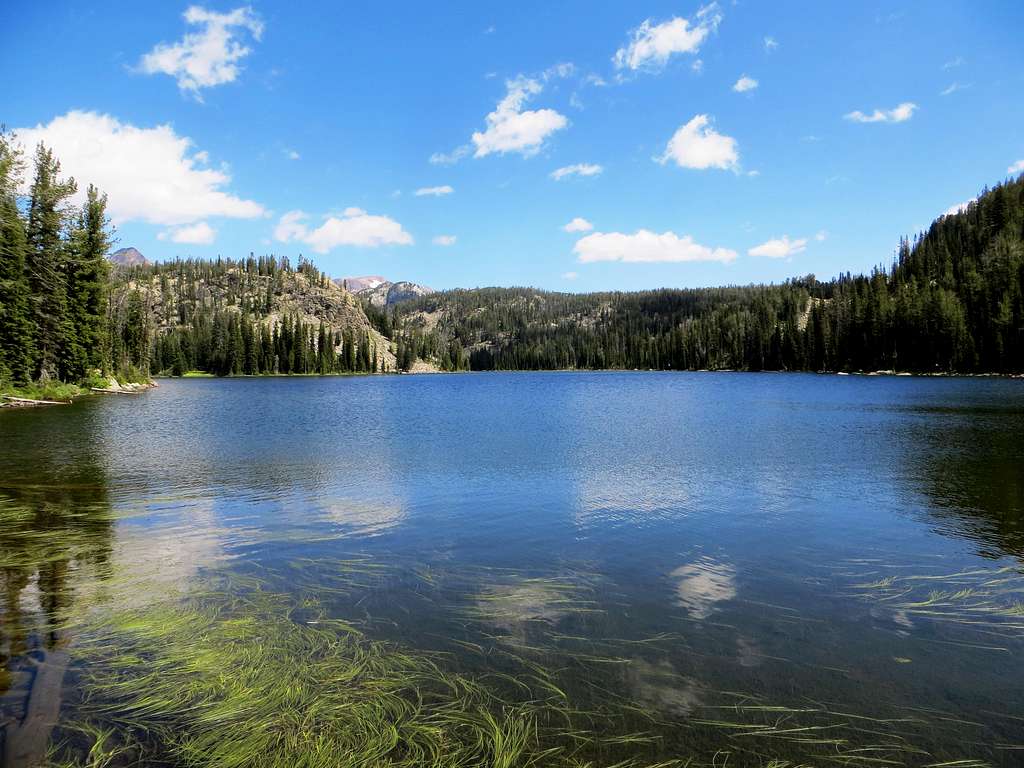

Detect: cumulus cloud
732,75,758,92
574,230,736,264
414,185,454,197
274,208,413,253
550,163,603,180
844,102,917,123
1008,160,1024,175
15,110,264,226
138,5,263,97
658,114,738,171
471,76,568,157
748,235,808,258
563,217,594,233
763,36,778,52
432,235,457,246
284,148,300,160
614,4,722,72
158,221,216,244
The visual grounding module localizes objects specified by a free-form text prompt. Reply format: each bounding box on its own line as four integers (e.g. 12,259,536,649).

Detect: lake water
2,372,1023,766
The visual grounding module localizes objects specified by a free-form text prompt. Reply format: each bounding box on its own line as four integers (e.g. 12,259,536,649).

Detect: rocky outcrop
355,280,435,308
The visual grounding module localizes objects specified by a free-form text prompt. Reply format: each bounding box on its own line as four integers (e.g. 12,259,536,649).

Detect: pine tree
66,185,112,378
0,132,34,383
25,143,77,382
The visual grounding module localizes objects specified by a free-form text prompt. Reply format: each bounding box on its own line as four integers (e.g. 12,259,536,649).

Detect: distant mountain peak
335,276,435,307
108,247,149,267
338,275,388,292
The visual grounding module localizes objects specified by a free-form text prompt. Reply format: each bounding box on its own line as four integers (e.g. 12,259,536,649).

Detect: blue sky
4,1,1023,291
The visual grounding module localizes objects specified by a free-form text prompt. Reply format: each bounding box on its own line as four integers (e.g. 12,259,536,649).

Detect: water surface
2,373,1023,766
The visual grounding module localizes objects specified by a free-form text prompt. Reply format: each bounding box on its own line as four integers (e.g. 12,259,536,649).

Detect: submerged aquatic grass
849,565,1024,640
46,590,684,768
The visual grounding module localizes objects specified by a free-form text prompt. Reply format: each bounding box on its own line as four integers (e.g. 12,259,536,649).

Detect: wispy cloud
763,36,779,52
1008,160,1024,175
429,146,470,165
613,3,722,72
550,163,603,181
844,102,917,123
940,81,969,96
432,235,457,246
415,185,454,197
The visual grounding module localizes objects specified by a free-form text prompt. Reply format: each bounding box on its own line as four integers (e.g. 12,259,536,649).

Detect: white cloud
763,36,778,52
432,235,457,246
15,110,264,226
748,235,808,259
844,102,917,123
138,5,263,97
815,230,828,242
274,208,413,253
1008,160,1024,175
658,114,738,171
732,75,758,92
415,185,454,197
563,217,594,233
574,230,736,264
429,145,470,165
940,81,969,96
942,56,964,70
472,76,568,157
550,163,603,181
284,148,300,160
159,221,216,245
691,59,704,73
943,199,975,217
562,271,578,280
613,4,721,72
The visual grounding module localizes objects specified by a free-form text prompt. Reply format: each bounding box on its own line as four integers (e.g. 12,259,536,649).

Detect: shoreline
0,378,158,410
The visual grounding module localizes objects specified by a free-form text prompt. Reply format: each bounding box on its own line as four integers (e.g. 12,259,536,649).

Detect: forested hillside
392,176,1024,374
113,256,395,376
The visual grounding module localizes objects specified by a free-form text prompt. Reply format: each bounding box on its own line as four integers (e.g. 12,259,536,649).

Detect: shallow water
2,372,1023,766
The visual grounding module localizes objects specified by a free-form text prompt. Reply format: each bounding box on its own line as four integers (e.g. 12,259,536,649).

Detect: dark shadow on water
0,445,113,767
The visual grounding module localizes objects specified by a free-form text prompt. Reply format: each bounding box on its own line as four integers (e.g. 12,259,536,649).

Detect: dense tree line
0,133,115,385
393,176,1024,374
111,255,386,376
150,312,380,376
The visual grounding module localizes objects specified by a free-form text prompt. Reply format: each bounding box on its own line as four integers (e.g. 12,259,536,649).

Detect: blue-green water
2,372,1023,766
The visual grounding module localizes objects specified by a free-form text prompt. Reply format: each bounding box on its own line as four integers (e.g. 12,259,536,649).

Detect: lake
2,372,1023,767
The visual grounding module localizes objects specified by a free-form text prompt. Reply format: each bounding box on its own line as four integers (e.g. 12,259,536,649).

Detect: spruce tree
25,143,76,382
0,132,34,383
66,185,112,378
